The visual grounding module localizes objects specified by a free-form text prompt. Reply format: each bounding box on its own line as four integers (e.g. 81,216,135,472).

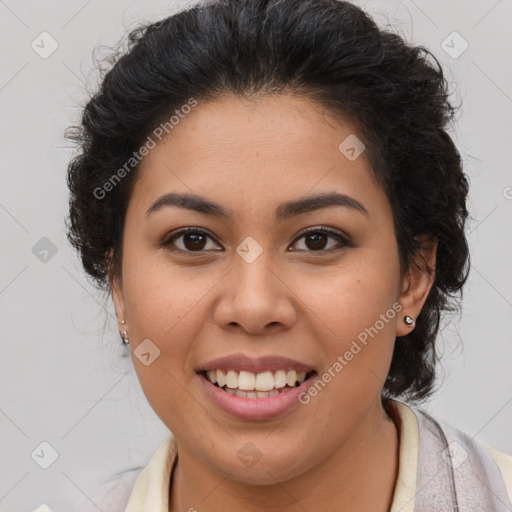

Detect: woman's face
110,93,435,484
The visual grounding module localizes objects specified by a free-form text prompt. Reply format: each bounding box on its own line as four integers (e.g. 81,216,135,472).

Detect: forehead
129,93,386,221
145,93,360,163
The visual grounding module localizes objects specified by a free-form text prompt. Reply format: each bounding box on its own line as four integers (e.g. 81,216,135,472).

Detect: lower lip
197,372,317,420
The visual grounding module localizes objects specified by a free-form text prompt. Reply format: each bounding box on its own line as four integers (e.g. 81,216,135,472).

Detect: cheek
290,257,399,384
123,257,208,421
122,252,220,398
122,245,206,335
293,261,398,337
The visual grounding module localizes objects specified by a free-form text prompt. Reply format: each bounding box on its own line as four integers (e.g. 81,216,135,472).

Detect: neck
170,399,399,512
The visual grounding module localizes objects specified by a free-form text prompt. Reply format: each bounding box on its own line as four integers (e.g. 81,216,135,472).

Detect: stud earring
120,320,130,344
404,315,415,326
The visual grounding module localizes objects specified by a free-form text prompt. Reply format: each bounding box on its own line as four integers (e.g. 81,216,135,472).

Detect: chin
211,450,310,486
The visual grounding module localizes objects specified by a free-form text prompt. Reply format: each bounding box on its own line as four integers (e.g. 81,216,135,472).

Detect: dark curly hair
65,0,471,404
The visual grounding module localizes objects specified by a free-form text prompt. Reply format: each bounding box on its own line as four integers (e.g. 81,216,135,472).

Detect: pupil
306,233,327,250
185,233,206,250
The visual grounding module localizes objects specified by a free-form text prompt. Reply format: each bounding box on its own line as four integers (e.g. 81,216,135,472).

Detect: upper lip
196,353,316,374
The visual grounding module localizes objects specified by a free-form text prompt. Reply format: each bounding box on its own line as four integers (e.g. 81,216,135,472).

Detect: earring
404,315,415,326
120,320,130,345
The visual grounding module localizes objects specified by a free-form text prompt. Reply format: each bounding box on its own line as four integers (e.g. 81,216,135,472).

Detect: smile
197,369,318,420
202,369,314,398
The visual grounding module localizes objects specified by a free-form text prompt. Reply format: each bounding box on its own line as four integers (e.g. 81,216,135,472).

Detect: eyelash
160,226,352,255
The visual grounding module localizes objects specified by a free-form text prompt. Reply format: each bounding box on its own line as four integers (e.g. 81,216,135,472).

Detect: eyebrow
145,191,369,220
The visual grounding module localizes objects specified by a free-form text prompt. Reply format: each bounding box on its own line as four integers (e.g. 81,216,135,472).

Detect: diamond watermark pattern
32,237,58,263
441,31,469,59
31,32,59,59
237,442,263,467
441,441,468,469
134,338,161,366
31,441,59,469
338,134,365,161
236,236,263,263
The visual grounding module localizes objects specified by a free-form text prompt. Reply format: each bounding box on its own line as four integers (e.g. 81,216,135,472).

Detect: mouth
197,369,318,399
195,353,318,419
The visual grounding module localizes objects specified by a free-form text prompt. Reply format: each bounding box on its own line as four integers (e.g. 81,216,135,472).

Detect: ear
106,248,126,331
396,234,438,337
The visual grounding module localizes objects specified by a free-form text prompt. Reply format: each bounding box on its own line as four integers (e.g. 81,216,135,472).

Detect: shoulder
408,402,512,506
40,434,177,512
482,441,512,503
41,468,142,512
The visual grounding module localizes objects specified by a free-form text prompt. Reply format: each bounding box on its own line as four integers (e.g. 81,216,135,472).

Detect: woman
47,0,512,510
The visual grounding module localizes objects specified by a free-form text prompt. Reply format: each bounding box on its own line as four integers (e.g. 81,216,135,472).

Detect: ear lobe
396,234,438,335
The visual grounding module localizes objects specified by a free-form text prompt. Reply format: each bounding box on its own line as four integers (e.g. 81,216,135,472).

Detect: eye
289,226,351,253
161,227,221,254
160,225,351,255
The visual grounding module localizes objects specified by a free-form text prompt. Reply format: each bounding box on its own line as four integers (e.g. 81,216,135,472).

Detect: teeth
204,369,310,390
234,389,281,398
225,370,238,389
274,370,287,388
255,371,274,391
238,371,256,390
216,370,226,387
286,370,297,387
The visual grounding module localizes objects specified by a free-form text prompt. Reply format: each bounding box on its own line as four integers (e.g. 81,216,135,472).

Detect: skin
109,93,437,512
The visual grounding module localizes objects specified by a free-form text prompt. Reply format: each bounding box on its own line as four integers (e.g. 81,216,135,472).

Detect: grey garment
413,406,512,511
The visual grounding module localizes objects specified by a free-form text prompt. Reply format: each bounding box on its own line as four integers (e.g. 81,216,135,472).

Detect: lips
195,353,318,419
197,369,318,420
196,353,315,374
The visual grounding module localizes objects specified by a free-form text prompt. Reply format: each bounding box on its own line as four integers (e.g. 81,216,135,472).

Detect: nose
213,251,297,335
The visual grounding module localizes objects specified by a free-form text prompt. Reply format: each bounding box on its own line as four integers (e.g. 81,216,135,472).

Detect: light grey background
0,0,511,510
